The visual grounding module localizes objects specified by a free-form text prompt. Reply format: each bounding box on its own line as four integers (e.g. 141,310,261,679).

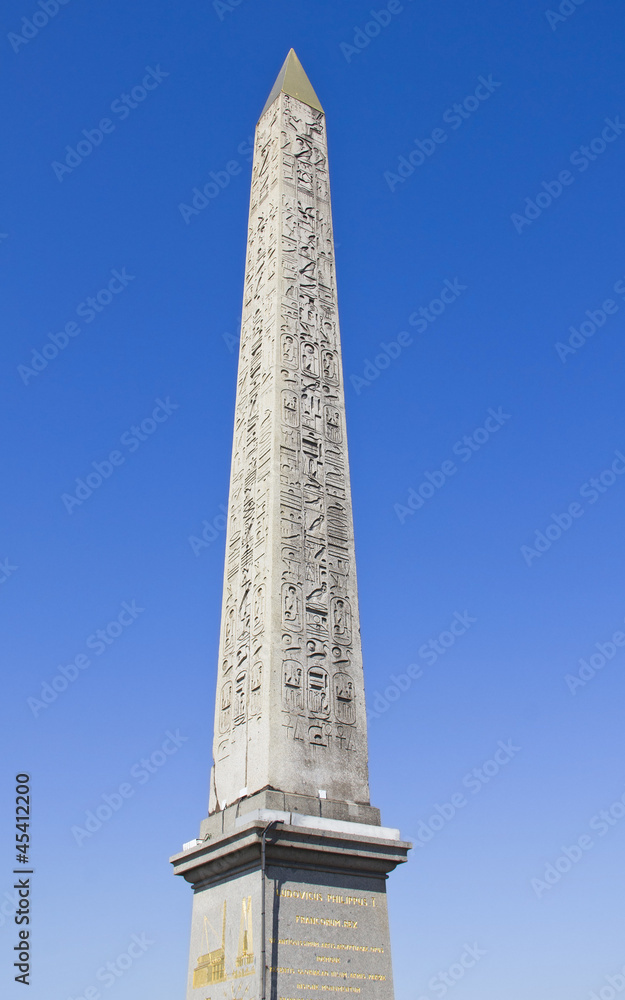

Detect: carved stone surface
175,56,408,1000
209,89,370,812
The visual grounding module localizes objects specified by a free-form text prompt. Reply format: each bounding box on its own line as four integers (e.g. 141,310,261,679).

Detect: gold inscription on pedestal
294,987,362,994
274,965,385,983
326,894,372,906
278,938,320,947
279,940,383,954
295,916,357,928
279,993,364,999
278,889,324,901
275,891,387,993
277,890,375,907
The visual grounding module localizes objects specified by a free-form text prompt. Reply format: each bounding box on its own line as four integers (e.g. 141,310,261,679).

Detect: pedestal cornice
171,814,411,890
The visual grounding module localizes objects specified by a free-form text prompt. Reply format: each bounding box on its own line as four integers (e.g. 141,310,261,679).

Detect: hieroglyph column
209,51,371,812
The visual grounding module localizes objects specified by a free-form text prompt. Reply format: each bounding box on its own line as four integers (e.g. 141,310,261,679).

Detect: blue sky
1,1,624,998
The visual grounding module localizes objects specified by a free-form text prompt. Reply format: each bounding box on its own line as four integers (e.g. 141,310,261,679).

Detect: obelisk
171,51,409,1000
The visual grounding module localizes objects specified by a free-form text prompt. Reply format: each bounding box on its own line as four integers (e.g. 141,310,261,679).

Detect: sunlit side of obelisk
171,51,409,1000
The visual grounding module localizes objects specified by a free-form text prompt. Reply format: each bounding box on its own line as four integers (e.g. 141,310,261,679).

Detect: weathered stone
172,51,409,1000
207,58,371,812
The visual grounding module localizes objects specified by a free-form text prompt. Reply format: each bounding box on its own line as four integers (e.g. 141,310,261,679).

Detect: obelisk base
171,805,410,1000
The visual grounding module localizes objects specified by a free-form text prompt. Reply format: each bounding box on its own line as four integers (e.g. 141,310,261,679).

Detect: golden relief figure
236,896,254,967
193,897,256,988
193,903,227,987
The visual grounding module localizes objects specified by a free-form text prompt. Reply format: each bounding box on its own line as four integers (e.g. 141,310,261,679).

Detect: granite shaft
209,88,370,812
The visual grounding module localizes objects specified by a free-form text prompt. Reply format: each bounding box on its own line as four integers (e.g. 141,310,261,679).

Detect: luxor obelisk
171,50,409,1000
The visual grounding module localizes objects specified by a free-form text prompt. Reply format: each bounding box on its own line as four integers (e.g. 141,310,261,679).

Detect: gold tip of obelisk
259,48,324,119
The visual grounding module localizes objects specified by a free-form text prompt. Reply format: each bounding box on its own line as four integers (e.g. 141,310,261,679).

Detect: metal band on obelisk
171,50,409,1000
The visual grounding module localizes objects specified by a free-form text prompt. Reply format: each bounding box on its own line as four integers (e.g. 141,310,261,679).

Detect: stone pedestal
171,802,410,1000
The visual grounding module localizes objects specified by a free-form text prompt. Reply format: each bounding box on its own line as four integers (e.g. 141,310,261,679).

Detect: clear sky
2,1,624,998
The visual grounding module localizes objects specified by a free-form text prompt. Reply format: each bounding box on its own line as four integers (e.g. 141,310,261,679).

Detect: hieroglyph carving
210,91,369,809
275,97,365,761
